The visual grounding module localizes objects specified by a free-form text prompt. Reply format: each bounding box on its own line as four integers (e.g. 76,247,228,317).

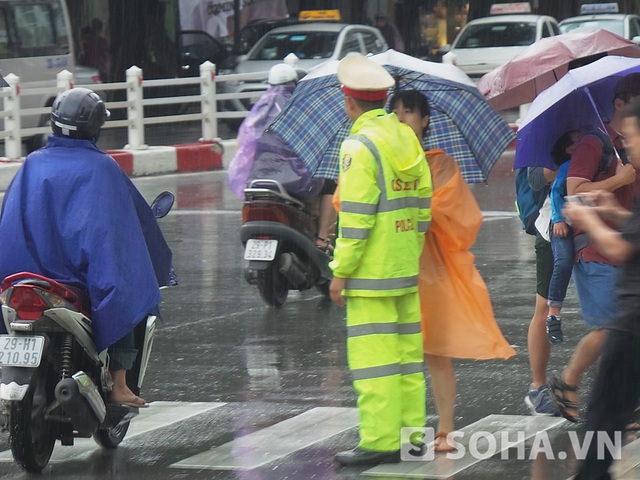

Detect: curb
1,140,226,192
108,140,224,176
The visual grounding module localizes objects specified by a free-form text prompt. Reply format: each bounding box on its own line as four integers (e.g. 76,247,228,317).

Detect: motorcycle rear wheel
93,419,130,449
9,366,57,473
257,263,289,307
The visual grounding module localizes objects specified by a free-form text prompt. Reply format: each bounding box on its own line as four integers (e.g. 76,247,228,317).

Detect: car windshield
249,31,339,60
455,22,537,48
560,19,624,37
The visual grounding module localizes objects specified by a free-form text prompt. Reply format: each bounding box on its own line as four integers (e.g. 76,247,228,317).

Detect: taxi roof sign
580,3,619,14
489,3,532,15
298,9,340,21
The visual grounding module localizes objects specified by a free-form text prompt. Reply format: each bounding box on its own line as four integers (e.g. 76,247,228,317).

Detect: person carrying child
545,130,584,344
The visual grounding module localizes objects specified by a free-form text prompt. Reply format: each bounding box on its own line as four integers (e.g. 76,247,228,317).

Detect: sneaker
525,384,561,416
546,315,563,344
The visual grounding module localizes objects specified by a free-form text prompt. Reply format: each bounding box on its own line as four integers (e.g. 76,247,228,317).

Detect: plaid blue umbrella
269,56,515,183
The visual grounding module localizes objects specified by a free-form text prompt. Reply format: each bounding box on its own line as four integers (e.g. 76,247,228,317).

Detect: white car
441,14,560,79
220,22,388,113
559,13,640,44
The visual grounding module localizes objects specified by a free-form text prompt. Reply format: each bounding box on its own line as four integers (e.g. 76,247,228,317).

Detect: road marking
610,436,640,479
171,406,359,471
169,210,239,215
8,402,639,478
564,435,640,480
482,210,518,218
165,208,516,218
365,414,565,479
0,401,225,463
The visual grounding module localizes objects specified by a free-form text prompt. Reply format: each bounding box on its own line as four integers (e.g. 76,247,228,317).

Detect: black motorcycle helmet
50,88,109,141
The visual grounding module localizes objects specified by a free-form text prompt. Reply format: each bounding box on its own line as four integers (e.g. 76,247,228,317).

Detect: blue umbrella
515,55,640,170
269,51,516,183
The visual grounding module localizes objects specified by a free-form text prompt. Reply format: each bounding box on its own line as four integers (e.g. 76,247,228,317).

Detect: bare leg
425,354,456,450
548,305,561,317
110,369,147,405
528,294,551,388
558,329,608,420
316,194,337,247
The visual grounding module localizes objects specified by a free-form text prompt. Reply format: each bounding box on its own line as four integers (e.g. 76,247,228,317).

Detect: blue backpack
515,168,548,236
514,130,615,235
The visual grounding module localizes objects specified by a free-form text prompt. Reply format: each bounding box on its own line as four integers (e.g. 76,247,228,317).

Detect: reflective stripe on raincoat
330,109,432,297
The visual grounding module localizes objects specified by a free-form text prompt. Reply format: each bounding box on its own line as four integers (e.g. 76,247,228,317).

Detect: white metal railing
0,61,268,160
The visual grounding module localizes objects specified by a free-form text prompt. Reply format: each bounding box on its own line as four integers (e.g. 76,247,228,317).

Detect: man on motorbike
0,87,173,407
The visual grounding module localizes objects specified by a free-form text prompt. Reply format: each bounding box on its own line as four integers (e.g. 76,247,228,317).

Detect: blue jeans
573,259,619,328
548,228,574,308
108,331,137,371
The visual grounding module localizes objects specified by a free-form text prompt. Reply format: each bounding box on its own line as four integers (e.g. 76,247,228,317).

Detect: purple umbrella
515,55,640,170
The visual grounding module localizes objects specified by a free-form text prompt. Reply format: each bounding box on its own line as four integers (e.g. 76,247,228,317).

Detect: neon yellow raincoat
330,109,432,452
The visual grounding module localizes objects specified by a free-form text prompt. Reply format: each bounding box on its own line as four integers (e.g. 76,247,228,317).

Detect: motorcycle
240,179,333,307
0,191,175,473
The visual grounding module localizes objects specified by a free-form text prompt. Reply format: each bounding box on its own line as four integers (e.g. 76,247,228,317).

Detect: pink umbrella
478,29,640,111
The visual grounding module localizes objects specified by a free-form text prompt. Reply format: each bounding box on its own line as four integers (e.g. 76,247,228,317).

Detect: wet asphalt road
0,134,637,479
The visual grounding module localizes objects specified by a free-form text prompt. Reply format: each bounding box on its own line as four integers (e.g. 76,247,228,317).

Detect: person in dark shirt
80,18,110,81
375,12,405,52
567,95,640,480
548,73,639,422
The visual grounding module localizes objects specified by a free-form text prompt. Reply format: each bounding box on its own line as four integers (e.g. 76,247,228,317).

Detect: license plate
0,335,45,367
244,239,278,261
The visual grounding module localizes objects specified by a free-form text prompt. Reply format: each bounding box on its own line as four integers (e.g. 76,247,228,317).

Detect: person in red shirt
568,95,640,480
548,73,640,422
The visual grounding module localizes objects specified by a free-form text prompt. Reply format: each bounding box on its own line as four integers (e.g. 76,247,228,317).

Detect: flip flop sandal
112,395,149,408
625,422,640,431
548,376,580,423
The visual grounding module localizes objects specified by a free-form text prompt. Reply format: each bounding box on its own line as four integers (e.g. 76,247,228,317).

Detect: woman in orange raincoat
389,90,516,452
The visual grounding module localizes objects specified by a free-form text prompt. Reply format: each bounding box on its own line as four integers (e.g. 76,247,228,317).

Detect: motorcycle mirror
150,191,175,218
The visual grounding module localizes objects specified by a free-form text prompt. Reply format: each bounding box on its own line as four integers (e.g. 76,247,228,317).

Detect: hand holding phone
565,195,594,207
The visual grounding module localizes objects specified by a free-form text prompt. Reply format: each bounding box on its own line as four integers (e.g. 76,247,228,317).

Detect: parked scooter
0,191,175,473
240,179,333,307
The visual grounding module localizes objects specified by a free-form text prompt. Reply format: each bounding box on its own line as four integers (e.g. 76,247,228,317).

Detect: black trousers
575,328,640,480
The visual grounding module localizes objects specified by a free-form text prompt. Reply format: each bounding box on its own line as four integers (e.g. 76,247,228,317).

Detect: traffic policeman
329,54,432,465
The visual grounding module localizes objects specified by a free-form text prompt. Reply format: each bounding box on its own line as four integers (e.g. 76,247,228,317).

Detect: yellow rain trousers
347,294,426,451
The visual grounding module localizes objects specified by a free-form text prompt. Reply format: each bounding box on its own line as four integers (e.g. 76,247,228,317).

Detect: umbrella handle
583,87,626,164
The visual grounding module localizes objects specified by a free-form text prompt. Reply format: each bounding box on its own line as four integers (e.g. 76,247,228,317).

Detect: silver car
220,22,388,112
441,14,560,80
559,13,640,43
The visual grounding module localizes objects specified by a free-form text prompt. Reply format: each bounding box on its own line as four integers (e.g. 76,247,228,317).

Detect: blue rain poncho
0,135,172,352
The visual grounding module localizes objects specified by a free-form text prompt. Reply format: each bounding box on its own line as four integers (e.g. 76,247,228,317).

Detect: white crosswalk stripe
171,406,359,470
612,436,640,479
366,414,564,478
0,403,639,478
0,401,225,464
